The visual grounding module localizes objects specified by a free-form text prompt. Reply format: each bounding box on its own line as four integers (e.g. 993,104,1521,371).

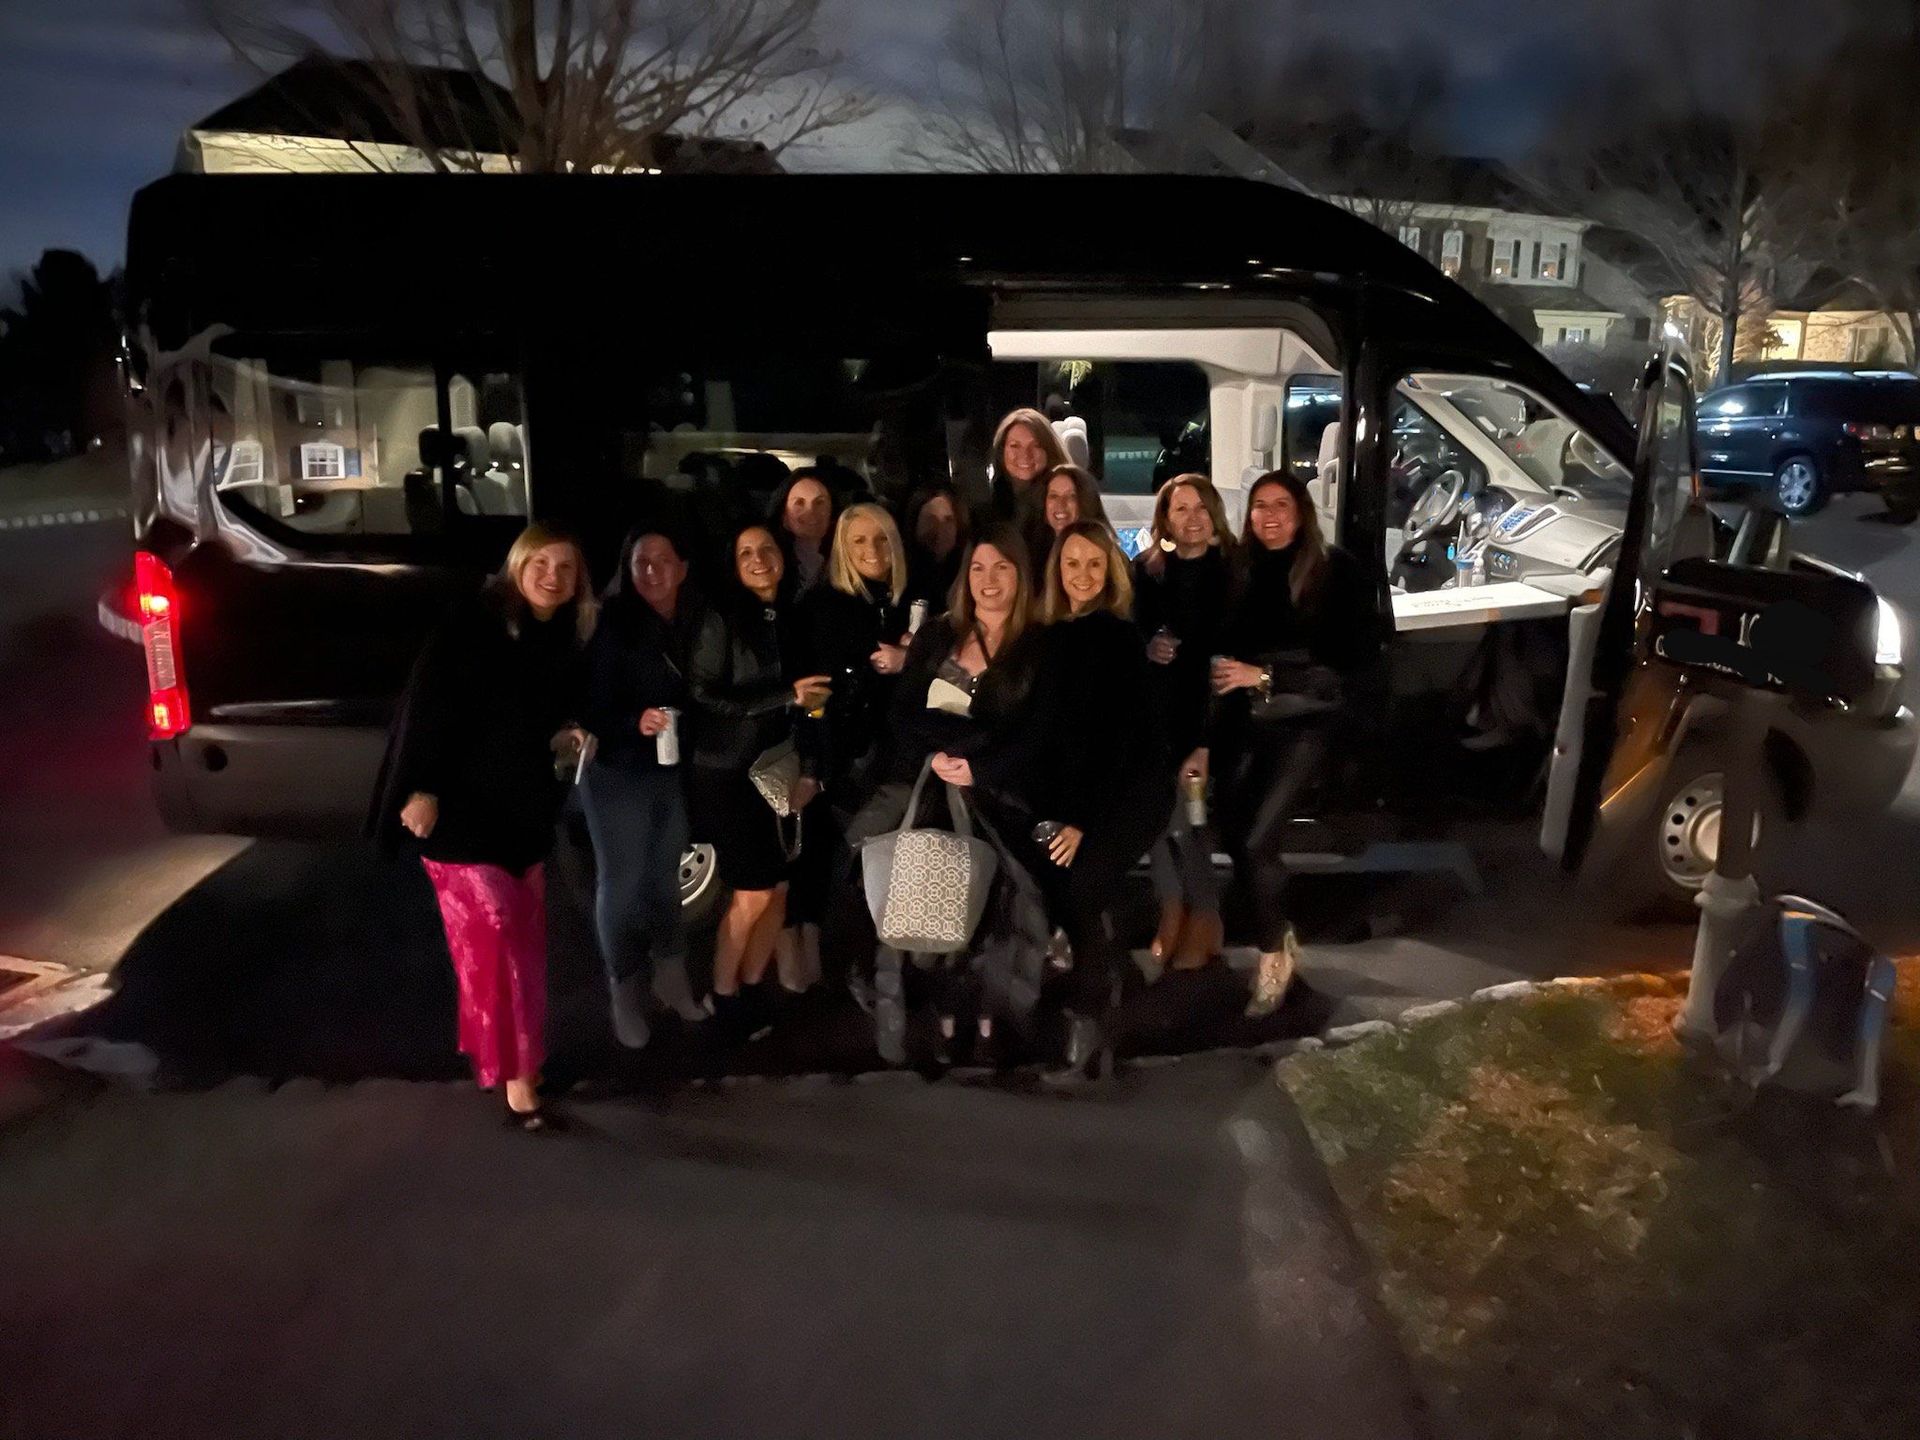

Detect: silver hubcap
1778,462,1816,510
678,843,717,908
1658,773,1760,890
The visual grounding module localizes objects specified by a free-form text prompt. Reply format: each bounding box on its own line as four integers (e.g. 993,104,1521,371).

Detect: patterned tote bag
859,758,998,955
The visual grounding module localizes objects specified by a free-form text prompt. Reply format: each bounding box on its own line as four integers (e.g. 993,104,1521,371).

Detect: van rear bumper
152,724,388,840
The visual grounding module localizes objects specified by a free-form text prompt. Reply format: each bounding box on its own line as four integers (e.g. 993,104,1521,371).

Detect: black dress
372,585,584,873
687,591,806,892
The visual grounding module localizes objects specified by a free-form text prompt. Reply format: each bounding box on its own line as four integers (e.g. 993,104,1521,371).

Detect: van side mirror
1649,557,1878,704
1252,402,1279,456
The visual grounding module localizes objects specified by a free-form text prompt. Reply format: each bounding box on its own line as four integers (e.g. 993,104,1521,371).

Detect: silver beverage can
655,707,682,766
908,598,930,635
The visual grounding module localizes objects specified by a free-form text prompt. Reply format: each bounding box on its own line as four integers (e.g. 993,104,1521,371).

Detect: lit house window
1490,238,1520,280
1538,242,1568,281
300,442,346,481
1441,230,1464,277
1562,326,1589,345
224,439,264,486
1397,224,1423,253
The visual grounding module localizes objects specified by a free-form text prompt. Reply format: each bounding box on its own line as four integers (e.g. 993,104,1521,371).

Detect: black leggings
1047,773,1176,1016
1218,722,1331,953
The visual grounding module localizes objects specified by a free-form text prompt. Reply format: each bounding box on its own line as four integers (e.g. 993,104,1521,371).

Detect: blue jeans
579,762,689,986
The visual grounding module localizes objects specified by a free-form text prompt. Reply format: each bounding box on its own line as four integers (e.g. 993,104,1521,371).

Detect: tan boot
1170,910,1224,971
1150,899,1187,964
1244,926,1301,1018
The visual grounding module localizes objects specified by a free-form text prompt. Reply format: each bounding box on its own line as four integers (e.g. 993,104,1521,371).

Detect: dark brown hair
948,522,1035,654
1240,470,1329,609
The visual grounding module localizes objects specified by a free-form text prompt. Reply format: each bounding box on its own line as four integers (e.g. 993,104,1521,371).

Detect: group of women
376,410,1382,1130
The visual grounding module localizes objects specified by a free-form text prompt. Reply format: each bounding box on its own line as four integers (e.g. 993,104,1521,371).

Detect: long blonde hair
1150,472,1230,554
827,502,908,606
498,522,597,644
1042,519,1135,622
948,523,1034,656
990,408,1071,484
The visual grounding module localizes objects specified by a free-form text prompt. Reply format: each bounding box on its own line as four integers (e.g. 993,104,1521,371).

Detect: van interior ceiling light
1876,597,1904,669
135,552,190,739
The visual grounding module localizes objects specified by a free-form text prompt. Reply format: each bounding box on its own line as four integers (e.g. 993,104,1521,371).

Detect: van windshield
1407,374,1633,506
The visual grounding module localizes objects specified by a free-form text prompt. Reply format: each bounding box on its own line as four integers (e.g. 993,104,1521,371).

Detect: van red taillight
134,552,190,739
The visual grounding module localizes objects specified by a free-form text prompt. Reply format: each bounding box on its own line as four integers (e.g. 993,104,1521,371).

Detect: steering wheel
1402,468,1467,546
1563,427,1611,477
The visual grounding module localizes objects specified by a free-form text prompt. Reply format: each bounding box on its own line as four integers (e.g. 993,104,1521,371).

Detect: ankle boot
651,953,710,1024
1042,1011,1113,1087
1150,899,1186,962
608,972,652,1050
1171,911,1224,971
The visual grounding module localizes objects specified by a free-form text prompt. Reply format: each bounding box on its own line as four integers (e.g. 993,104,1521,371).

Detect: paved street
1,489,1917,1438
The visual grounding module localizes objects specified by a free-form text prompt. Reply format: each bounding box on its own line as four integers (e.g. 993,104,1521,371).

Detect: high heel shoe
1244,926,1302,1018
1041,1011,1113,1088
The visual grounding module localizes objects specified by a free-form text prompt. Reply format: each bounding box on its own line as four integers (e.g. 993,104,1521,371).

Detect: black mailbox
1649,558,1879,705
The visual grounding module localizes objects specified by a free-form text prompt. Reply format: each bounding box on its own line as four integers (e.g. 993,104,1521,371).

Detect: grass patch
1278,965,1920,1440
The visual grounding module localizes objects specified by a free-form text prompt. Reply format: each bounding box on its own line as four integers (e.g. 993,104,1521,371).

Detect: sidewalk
0,448,130,527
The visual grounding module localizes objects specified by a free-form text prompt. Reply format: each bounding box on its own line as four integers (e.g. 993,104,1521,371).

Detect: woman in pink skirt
376,523,596,1131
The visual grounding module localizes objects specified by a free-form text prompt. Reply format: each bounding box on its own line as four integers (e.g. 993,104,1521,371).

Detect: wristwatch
1256,666,1275,701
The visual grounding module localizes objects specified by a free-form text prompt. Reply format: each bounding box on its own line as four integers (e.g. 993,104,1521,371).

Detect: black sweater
1033,609,1170,831
1132,547,1231,760
1214,541,1383,738
583,593,695,772
872,614,1046,802
796,580,912,787
374,586,584,871
687,592,804,772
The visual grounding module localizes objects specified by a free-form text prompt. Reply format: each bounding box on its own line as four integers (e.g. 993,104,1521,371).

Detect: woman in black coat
687,523,833,1017
1209,470,1384,1018
376,523,594,1130
903,481,969,615
1131,473,1234,971
788,504,916,986
1028,520,1172,1082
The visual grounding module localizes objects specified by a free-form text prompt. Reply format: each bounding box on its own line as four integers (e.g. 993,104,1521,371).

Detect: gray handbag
860,758,998,955
748,736,803,816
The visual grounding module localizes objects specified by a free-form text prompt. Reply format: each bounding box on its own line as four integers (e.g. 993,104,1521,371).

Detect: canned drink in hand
908,598,930,635
1182,771,1207,828
655,707,681,766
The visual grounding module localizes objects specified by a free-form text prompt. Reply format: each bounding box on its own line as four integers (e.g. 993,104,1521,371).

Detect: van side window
1282,374,1342,486
991,359,1211,495
208,352,530,541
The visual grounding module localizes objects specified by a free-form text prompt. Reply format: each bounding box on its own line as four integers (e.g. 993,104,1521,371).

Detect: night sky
0,0,1857,290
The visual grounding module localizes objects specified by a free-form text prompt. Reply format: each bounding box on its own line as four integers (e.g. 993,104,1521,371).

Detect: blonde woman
378,523,597,1131
1029,520,1172,1082
786,503,916,988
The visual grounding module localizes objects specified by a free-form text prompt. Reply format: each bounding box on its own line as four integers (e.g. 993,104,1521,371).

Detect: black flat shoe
504,1105,566,1134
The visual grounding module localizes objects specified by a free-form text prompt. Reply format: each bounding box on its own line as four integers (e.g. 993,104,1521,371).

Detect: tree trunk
1715,164,1750,385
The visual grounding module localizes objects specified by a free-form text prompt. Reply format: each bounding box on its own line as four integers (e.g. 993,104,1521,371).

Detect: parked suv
1697,370,1920,519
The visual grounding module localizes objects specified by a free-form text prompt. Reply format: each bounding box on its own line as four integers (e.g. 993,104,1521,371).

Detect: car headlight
1876,597,1904,668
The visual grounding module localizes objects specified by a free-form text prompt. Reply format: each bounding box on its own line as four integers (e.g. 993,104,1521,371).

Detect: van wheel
1619,751,1774,922
678,843,722,922
1773,455,1825,515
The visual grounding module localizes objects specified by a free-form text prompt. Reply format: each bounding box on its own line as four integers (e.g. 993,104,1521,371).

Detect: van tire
1773,454,1825,516
1613,747,1781,923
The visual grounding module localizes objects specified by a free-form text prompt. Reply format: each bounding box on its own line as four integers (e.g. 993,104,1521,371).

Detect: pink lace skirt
422,859,547,1088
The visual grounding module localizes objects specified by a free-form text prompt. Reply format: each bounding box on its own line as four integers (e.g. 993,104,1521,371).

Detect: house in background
1154,119,1660,354
177,56,779,176
1660,279,1914,383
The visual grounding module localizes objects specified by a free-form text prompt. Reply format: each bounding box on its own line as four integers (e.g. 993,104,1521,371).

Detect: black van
118,174,1914,916
1698,370,1920,519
